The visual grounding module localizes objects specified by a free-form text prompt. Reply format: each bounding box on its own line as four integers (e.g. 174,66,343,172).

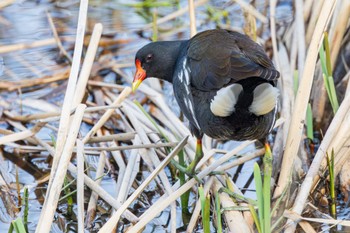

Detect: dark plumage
133,29,280,144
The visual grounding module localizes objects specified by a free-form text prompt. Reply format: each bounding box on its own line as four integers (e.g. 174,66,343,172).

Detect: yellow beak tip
132,80,142,92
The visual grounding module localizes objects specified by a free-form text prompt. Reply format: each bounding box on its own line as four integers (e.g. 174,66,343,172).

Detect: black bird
132,29,280,173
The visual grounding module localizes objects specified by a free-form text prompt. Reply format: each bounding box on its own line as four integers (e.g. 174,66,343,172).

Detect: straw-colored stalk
274,0,337,204
76,139,85,233
97,136,188,233
213,179,253,233
49,0,89,193
0,0,15,9
35,104,86,233
142,0,208,30
126,140,254,233
234,0,268,23
283,23,347,233
85,151,106,227
188,0,197,37
46,11,72,63
82,87,132,143
0,122,46,145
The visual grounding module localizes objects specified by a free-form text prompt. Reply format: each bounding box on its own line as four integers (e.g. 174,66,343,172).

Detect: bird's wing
187,30,279,91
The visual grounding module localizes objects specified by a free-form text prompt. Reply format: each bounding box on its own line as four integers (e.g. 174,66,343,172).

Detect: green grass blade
23,187,29,233
327,75,339,113
199,186,210,233
152,10,158,42
263,144,272,233
215,192,222,233
254,162,264,232
327,150,337,219
319,44,328,77
9,218,27,233
324,32,332,75
319,32,339,114
249,204,261,233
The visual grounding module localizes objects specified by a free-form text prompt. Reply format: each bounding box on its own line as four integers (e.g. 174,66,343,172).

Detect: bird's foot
171,160,203,184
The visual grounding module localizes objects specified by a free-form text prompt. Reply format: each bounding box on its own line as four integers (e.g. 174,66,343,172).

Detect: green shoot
326,150,336,219
215,192,222,233
8,218,26,233
262,144,272,233
249,204,261,233
319,32,339,114
252,144,273,233
23,187,29,233
253,163,264,232
152,10,158,42
199,186,210,233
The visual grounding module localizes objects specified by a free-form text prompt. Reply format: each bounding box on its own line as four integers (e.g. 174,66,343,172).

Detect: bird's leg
186,138,203,174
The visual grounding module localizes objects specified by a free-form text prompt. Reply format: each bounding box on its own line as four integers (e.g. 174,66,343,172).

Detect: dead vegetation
0,0,350,232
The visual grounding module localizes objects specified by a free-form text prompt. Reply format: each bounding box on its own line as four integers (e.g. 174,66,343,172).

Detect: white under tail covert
210,84,243,117
249,83,279,116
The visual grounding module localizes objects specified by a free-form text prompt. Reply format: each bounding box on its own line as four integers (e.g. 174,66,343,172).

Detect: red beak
132,59,146,92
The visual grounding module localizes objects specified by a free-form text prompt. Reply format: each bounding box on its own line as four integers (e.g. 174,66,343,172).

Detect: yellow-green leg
186,138,203,174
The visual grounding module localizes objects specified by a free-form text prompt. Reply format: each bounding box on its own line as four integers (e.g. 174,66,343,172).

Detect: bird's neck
157,40,188,83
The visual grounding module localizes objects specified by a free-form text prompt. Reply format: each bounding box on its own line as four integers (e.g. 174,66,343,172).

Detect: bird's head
132,41,184,92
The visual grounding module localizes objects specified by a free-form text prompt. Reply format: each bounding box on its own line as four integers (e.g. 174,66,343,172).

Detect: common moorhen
132,29,280,173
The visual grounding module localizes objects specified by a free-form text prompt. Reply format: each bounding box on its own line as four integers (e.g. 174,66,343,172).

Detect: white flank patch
249,83,279,116
210,84,243,117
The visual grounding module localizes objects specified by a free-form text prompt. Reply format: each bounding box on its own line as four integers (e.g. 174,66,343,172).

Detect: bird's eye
146,54,153,62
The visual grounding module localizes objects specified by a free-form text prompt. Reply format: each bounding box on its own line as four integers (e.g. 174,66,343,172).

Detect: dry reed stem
88,80,126,91
122,104,174,195
0,69,70,91
36,104,86,233
298,221,317,233
76,139,85,233
188,0,197,37
49,0,89,194
0,0,15,9
86,132,135,143
295,0,306,78
217,148,265,171
67,162,139,222
0,38,56,54
269,0,280,70
330,0,350,67
274,0,337,205
143,0,208,30
305,0,324,44
115,137,141,206
82,87,131,143
98,136,188,233
85,151,106,227
213,179,253,233
234,0,268,24
127,140,254,233
186,176,214,233
303,0,314,21
46,11,72,63
284,210,350,227
20,128,138,222
73,23,103,108
284,15,347,233
0,122,46,145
